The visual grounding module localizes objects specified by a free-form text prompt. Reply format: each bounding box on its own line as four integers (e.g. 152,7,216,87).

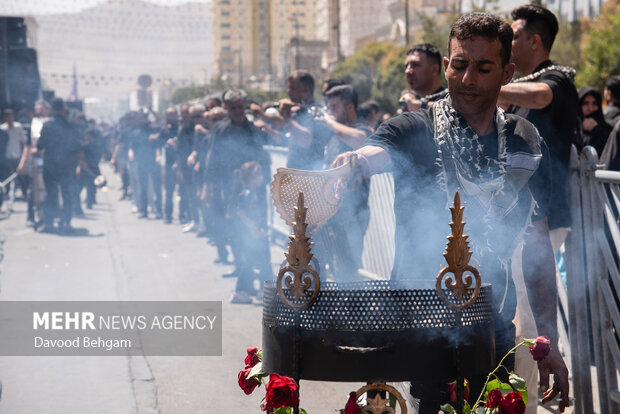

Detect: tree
171,85,209,105
330,42,398,105
550,18,584,76
372,45,409,114
577,0,620,90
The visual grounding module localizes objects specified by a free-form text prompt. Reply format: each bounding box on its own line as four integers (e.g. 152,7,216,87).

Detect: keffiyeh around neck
432,98,541,259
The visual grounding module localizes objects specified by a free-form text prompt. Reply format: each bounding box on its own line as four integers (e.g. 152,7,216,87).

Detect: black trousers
42,170,75,225
137,160,162,215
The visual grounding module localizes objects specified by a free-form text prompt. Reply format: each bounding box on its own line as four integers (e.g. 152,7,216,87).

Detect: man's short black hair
322,77,345,95
51,97,65,112
449,12,513,67
288,70,315,92
605,75,620,99
407,43,442,68
325,84,358,109
511,4,558,53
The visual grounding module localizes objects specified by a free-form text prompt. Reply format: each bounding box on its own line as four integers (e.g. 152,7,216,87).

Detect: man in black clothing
604,75,620,126
279,70,331,171
159,107,179,224
128,111,162,219
319,84,371,280
173,104,196,225
400,43,448,111
498,7,574,411
36,98,82,232
334,12,567,412
204,89,271,302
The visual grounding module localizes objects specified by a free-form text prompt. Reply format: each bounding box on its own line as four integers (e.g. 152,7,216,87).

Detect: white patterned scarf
432,98,542,259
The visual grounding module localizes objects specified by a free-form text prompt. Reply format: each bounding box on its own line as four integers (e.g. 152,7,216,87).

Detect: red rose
245,346,260,368
264,373,299,411
344,391,361,414
448,378,470,403
238,367,260,395
485,388,502,408
498,392,526,414
529,336,551,361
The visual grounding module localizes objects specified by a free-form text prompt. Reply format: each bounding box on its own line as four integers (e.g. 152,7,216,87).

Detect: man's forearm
286,119,312,148
522,218,559,344
326,119,366,150
499,82,553,110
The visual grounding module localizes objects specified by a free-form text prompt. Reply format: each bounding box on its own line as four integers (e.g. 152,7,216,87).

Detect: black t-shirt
286,103,332,171
37,115,81,175
508,60,579,229
366,108,538,320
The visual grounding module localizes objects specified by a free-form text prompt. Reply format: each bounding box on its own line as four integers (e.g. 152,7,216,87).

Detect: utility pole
405,0,409,46
335,0,342,62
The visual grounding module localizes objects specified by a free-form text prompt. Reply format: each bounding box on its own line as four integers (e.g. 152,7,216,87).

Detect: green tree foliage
372,45,409,114
550,19,583,75
171,85,209,105
330,42,400,109
577,0,620,90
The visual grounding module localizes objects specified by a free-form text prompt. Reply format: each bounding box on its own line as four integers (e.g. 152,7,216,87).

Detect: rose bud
264,373,300,410
448,378,470,403
245,346,259,368
238,367,260,395
344,391,361,414
485,388,502,408
498,391,526,414
529,336,551,361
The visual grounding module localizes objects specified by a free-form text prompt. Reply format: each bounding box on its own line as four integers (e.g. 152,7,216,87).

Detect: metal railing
565,145,620,414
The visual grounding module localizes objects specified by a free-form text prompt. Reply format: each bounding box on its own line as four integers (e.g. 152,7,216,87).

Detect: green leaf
486,379,501,392
464,401,471,413
273,408,291,414
519,389,528,406
300,409,308,414
247,362,265,379
440,403,455,413
509,373,527,392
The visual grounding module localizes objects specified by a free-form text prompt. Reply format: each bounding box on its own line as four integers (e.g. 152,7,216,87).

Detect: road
0,167,363,414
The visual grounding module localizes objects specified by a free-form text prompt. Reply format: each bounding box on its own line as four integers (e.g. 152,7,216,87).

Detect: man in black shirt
204,89,271,301
279,70,331,171
36,98,82,232
400,43,448,111
334,12,567,412
498,7,574,411
318,84,371,280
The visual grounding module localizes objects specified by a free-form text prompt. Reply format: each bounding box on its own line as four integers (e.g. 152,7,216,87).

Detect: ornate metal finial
355,383,407,414
276,192,321,310
435,191,481,310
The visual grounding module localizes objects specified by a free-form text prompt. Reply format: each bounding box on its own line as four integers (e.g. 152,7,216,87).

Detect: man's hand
331,151,356,169
400,92,422,112
278,99,295,119
539,346,570,412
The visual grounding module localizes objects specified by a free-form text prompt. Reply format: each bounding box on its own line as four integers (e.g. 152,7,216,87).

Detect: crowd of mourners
3,4,620,412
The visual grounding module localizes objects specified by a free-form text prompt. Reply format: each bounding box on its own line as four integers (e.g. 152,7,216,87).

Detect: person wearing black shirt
36,98,82,233
400,43,448,111
159,107,179,224
279,70,331,171
334,12,568,412
498,7,574,412
579,86,613,155
317,84,370,281
603,75,620,126
203,89,271,300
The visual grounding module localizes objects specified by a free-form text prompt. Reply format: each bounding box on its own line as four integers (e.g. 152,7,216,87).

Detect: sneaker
222,269,239,278
182,221,196,232
138,212,148,219
153,212,163,220
230,291,253,304
164,217,172,224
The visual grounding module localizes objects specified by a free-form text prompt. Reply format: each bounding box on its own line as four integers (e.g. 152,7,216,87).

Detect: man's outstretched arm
330,145,392,177
522,217,570,412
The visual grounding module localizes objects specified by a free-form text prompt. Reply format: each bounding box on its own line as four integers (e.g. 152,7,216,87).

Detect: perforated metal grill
263,280,493,330
271,165,351,227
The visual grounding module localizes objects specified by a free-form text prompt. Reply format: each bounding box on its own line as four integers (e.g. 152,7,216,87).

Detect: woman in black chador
579,86,613,155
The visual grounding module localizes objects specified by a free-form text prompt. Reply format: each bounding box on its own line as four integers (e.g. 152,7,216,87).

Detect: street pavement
0,166,364,414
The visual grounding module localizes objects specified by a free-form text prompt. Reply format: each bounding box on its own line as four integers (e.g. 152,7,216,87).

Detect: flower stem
471,340,526,410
